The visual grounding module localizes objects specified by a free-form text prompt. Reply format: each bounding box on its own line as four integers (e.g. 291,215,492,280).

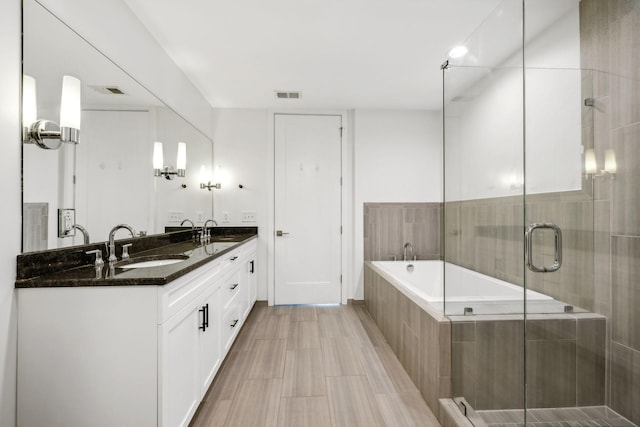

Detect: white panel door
274,114,342,305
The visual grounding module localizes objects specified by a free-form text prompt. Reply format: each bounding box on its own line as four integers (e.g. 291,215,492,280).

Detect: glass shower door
522,0,603,423
443,0,527,422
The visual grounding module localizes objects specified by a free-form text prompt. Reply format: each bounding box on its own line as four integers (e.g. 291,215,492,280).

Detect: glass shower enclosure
443,0,638,425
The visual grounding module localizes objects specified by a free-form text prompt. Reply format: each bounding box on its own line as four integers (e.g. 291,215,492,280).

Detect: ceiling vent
275,91,301,99
90,86,126,95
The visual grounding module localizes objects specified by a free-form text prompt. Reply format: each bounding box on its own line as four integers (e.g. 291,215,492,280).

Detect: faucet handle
86,249,104,268
388,254,398,261
121,243,132,260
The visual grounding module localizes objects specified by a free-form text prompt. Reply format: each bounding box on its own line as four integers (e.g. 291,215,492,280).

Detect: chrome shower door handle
525,222,562,273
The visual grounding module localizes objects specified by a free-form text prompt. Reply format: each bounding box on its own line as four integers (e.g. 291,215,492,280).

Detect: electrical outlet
222,211,230,223
58,208,75,238
168,211,184,223
196,211,204,222
242,211,257,222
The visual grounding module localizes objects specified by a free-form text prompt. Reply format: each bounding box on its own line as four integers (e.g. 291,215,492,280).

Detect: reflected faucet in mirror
203,219,218,243
107,224,136,263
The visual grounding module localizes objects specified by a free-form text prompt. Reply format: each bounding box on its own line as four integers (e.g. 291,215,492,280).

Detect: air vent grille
90,86,126,95
275,91,301,99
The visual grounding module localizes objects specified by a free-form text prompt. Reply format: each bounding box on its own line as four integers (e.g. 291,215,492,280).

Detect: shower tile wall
363,202,442,261
444,192,594,312
581,1,640,424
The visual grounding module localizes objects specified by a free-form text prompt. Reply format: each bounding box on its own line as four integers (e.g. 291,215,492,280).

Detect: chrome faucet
72,224,90,245
107,224,136,263
180,218,195,230
403,242,414,262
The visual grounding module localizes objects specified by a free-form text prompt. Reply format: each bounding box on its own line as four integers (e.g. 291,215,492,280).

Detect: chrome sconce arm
200,182,221,191
154,166,186,180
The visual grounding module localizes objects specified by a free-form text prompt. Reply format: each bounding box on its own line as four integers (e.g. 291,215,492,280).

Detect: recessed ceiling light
448,45,469,59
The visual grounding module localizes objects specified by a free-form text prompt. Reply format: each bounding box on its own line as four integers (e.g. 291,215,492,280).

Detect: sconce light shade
60,76,81,144
22,75,37,128
22,75,82,148
153,142,164,176
176,142,187,177
153,141,188,180
604,149,617,174
584,149,597,175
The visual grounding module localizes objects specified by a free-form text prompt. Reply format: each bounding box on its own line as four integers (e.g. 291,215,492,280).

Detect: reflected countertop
15,233,257,288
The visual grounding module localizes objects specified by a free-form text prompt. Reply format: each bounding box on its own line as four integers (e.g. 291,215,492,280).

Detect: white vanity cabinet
17,239,258,427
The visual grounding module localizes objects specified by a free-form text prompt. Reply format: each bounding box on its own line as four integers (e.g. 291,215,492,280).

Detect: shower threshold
476,405,637,427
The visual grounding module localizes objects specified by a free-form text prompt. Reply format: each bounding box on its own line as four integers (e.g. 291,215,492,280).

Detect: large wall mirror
22,0,213,252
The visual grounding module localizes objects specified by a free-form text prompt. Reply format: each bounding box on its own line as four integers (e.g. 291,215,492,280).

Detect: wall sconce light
199,165,221,190
154,141,187,179
22,75,82,149
585,148,616,179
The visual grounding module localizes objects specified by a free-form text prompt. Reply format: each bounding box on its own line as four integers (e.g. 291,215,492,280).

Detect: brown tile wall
364,264,606,416
444,192,595,312
450,314,606,411
364,263,451,416
580,1,640,424
363,202,442,261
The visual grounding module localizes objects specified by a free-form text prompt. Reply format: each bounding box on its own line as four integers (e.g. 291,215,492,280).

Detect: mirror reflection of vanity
21,0,213,252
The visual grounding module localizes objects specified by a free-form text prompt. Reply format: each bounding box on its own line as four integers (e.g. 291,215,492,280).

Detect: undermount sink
116,254,189,269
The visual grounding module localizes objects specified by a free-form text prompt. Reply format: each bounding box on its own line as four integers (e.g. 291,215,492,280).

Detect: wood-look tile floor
190,304,441,427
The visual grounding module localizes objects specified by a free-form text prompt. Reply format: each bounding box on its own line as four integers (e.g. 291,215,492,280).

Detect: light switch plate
222,211,230,223
168,211,184,223
58,208,75,238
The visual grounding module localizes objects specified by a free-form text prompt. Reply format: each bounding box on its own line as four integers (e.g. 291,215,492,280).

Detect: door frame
267,110,353,306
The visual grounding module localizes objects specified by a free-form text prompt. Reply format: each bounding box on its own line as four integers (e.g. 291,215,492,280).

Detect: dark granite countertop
16,230,257,288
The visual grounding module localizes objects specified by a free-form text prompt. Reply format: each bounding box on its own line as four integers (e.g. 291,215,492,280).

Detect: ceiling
122,0,502,110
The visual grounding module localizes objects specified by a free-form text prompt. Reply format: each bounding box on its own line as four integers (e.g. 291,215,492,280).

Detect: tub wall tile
576,317,606,406
364,202,442,262
526,339,577,408
474,320,525,410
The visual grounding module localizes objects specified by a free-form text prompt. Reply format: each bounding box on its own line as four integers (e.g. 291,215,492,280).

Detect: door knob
276,230,290,237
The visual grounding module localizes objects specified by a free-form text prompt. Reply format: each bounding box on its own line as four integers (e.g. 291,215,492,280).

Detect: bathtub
369,260,571,315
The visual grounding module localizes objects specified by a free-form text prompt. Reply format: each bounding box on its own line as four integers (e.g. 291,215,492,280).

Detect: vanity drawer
220,267,241,310
158,260,222,324
222,304,241,353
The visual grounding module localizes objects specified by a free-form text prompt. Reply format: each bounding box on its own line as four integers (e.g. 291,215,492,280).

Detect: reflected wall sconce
585,148,616,179
22,75,82,149
199,165,221,190
154,141,187,179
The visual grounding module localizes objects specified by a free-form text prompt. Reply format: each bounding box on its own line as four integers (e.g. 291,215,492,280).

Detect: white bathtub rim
366,261,447,321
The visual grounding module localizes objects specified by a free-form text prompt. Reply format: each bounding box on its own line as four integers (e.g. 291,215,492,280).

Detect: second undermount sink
116,254,189,269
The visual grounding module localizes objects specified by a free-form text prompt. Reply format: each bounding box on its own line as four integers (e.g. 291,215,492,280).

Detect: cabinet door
160,300,202,427
199,285,221,395
248,251,258,307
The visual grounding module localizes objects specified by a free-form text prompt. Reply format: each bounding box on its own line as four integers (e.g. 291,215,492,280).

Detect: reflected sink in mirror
116,254,189,269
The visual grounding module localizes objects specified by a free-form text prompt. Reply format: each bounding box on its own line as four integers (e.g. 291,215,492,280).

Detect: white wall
0,0,22,424
36,0,213,138
353,110,442,299
211,109,441,301
211,109,269,300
